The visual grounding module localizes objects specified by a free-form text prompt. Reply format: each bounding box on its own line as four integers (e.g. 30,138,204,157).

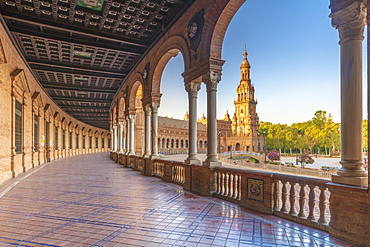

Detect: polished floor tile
0,153,358,247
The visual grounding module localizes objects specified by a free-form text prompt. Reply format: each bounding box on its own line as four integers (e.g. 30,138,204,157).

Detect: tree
297,153,314,168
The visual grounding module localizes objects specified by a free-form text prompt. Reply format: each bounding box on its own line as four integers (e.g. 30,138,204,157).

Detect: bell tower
231,46,260,138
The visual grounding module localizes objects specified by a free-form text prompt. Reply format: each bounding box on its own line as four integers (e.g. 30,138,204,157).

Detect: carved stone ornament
330,1,367,42
206,70,222,91
188,9,205,51
151,102,160,114
144,104,152,116
185,82,200,95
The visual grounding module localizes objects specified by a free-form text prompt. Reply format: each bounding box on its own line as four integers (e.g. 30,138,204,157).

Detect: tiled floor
0,153,357,247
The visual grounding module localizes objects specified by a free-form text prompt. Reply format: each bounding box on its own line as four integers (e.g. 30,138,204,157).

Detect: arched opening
235,143,241,151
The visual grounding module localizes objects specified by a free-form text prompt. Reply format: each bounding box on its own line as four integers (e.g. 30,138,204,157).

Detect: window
95,137,98,148
76,133,79,149
15,100,22,154
54,126,59,150
34,114,39,152
89,136,92,148
69,132,72,149
102,138,105,148
62,129,66,149
82,135,86,149
107,138,110,149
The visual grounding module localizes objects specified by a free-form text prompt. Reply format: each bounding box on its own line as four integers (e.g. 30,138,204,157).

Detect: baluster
233,175,239,199
281,181,288,213
298,184,306,218
273,181,280,211
217,172,221,194
180,167,184,183
289,182,297,215
318,187,327,224
238,175,242,200
225,173,229,196
228,174,234,198
221,173,225,195
307,185,316,221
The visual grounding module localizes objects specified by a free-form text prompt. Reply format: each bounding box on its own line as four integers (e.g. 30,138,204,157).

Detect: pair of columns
331,1,368,186
111,115,135,155
143,102,160,159
185,70,222,167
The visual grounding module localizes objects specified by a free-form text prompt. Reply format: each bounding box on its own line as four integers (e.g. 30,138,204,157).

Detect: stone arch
236,143,241,151
127,73,144,110
117,96,126,120
150,35,191,95
210,0,245,60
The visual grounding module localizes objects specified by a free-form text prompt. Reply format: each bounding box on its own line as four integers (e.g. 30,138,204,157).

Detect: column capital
144,104,152,116
330,1,366,43
205,70,222,92
151,102,160,114
185,82,201,97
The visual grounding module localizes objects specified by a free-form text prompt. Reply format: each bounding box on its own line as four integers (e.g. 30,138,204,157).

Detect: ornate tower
231,47,260,138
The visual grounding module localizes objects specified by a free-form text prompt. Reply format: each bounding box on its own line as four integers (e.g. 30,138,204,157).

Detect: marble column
122,127,126,153
110,128,113,151
331,1,368,186
185,82,201,164
128,114,135,155
143,105,151,158
150,102,160,159
112,125,117,152
204,71,222,167
125,117,130,155
118,122,123,153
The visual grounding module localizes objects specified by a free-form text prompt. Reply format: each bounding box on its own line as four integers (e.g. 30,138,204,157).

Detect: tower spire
240,44,250,80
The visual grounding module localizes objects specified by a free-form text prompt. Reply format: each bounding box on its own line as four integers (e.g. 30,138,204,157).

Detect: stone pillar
150,102,160,159
204,71,222,167
125,117,130,155
185,82,201,165
118,122,123,153
143,105,151,158
122,127,126,153
128,114,135,155
331,1,368,186
112,125,117,152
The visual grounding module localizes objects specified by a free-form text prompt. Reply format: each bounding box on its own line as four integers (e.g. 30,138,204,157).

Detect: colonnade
110,70,223,167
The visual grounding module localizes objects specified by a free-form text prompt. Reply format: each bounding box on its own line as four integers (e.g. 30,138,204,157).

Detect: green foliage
260,110,341,155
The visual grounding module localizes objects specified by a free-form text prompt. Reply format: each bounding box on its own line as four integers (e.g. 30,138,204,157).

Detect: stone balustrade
112,152,330,231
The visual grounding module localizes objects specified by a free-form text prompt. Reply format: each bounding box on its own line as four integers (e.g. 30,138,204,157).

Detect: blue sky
158,0,367,125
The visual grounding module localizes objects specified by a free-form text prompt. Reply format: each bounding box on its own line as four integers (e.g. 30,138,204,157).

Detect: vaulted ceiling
0,0,194,129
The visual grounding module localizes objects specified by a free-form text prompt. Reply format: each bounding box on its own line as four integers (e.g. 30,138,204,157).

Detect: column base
150,154,160,160
203,161,222,167
128,151,135,155
331,174,368,187
143,153,150,158
185,158,201,165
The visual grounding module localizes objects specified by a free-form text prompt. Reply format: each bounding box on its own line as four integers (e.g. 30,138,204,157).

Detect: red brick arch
128,76,143,110
117,97,125,121
151,35,191,95
210,0,246,59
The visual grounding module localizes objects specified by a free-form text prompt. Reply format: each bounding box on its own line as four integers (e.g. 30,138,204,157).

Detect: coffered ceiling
0,0,194,129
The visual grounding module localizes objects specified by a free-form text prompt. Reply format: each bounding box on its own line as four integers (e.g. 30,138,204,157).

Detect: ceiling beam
31,63,125,79
53,96,112,103
61,105,110,109
4,15,148,49
70,114,109,119
42,83,117,94
11,30,144,56
28,60,127,77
